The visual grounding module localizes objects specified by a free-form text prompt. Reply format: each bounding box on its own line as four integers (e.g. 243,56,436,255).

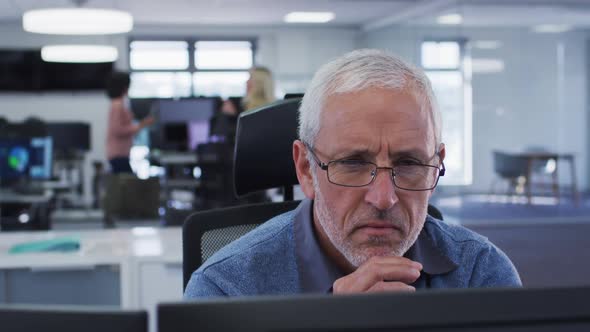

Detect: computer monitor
158,98,217,124
162,123,189,151
157,98,217,151
188,121,209,151
158,286,590,332
28,137,52,180
46,122,91,152
0,136,52,184
0,305,147,332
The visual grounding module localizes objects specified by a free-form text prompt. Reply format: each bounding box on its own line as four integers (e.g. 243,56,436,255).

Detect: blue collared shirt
184,199,521,298
294,199,458,293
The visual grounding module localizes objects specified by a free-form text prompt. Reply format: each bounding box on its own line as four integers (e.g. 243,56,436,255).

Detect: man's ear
429,142,446,197
438,143,446,162
293,140,315,199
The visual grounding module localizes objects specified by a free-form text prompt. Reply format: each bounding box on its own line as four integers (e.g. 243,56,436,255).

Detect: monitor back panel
159,287,590,332
0,306,147,332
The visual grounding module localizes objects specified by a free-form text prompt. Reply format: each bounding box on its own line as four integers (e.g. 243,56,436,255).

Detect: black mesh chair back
183,99,303,290
183,200,300,290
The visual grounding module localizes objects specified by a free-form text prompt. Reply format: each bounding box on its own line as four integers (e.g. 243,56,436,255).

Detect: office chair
102,174,161,227
183,98,301,290
491,151,530,199
182,98,444,290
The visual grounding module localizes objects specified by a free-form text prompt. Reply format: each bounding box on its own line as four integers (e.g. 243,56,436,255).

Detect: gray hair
298,49,441,151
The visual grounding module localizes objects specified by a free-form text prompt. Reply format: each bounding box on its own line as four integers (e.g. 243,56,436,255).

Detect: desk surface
149,151,198,165
0,190,52,203
0,227,182,269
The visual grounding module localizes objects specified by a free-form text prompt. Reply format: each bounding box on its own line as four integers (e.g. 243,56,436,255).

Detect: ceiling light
284,12,335,23
472,40,502,50
23,8,133,35
437,13,462,25
532,24,571,34
41,45,118,63
471,58,505,74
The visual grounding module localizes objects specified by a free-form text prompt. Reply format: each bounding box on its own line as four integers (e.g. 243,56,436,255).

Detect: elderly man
184,49,521,298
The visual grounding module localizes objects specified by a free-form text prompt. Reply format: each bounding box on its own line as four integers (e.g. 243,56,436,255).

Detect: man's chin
354,245,405,261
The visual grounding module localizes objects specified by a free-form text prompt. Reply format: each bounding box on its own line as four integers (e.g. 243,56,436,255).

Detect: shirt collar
293,199,458,293
294,199,344,293
404,216,458,275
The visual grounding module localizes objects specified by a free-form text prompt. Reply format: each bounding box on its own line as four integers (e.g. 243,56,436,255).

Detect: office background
1,2,588,201
1,0,589,331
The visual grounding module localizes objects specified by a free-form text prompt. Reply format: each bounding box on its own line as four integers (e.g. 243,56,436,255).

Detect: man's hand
332,256,422,294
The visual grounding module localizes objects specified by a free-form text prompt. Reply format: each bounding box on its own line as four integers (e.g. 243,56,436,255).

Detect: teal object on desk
9,237,80,254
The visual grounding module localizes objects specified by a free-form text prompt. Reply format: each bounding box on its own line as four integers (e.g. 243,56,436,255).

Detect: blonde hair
243,66,276,111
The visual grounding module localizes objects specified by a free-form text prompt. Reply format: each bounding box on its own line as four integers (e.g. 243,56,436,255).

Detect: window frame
127,36,257,96
420,38,473,186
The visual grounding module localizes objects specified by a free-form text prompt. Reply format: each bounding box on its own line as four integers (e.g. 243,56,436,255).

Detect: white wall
364,25,588,193
0,22,361,203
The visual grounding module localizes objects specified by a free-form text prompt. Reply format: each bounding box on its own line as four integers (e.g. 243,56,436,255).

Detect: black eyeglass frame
302,140,446,191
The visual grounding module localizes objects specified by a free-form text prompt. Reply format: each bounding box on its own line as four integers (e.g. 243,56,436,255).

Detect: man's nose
364,168,398,210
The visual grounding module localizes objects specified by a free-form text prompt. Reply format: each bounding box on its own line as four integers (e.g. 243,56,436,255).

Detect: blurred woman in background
105,72,154,174
221,66,276,115
243,66,276,111
211,66,276,142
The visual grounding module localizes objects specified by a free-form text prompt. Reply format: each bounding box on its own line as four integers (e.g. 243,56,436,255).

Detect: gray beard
312,174,421,268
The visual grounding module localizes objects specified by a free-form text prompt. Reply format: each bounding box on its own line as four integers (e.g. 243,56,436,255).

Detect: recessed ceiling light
437,13,462,25
41,45,118,63
471,58,505,74
284,12,335,23
472,40,502,50
23,8,133,35
532,24,571,33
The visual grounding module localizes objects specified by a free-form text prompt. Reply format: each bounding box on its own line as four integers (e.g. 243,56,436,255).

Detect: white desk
0,227,183,330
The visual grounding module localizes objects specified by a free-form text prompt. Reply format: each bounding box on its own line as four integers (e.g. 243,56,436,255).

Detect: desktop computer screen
158,286,590,332
0,305,147,332
29,137,52,179
0,137,52,184
46,122,90,152
188,121,209,151
158,98,217,124
157,98,217,151
162,123,189,151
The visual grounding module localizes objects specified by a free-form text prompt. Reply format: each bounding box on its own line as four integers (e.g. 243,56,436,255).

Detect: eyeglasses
303,141,445,191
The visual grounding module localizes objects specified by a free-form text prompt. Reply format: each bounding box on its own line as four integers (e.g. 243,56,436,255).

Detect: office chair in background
102,174,161,227
490,151,530,198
